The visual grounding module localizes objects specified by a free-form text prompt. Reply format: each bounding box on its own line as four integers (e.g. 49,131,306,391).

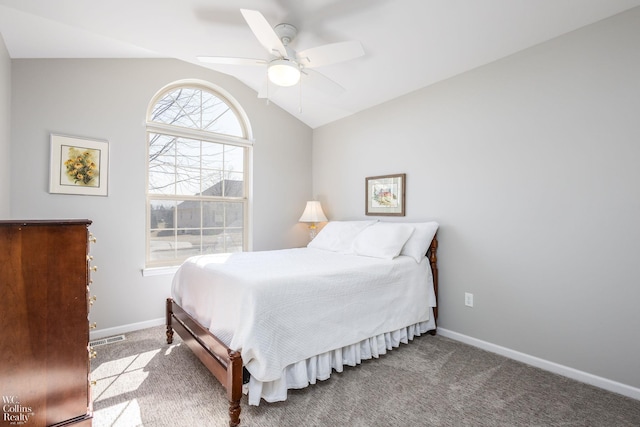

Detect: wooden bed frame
166,235,438,427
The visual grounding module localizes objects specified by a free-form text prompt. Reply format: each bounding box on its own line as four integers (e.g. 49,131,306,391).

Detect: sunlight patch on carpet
93,399,142,427
92,349,161,402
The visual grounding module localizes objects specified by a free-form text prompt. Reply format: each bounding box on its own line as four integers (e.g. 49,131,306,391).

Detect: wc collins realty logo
2,396,35,425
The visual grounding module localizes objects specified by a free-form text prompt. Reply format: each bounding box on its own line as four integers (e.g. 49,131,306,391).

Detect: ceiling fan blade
197,56,267,66
302,68,345,96
240,9,287,57
297,40,364,69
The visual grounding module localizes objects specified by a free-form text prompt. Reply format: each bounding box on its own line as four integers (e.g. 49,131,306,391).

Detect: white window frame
143,80,253,272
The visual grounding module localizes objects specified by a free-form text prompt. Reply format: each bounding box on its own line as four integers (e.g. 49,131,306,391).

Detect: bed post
227,349,243,427
428,235,438,335
166,298,174,344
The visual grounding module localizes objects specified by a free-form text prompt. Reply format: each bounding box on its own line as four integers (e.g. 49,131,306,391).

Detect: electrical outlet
465,292,474,307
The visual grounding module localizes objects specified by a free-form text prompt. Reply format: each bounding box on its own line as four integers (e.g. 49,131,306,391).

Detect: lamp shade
268,59,301,87
299,201,328,223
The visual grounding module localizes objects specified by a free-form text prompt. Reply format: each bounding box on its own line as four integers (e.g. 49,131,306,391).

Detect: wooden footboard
166,298,243,427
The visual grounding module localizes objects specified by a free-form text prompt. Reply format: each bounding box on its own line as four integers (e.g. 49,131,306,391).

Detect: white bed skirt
244,311,436,406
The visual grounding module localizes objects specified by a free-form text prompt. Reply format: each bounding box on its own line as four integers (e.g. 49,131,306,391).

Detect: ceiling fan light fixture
268,59,300,87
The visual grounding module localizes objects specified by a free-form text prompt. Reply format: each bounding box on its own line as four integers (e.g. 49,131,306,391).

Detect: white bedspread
171,248,436,395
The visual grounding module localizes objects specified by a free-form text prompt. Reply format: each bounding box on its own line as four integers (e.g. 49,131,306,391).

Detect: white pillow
400,221,439,263
308,220,377,253
352,222,415,259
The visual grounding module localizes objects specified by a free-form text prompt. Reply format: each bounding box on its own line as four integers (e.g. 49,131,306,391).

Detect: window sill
142,265,179,277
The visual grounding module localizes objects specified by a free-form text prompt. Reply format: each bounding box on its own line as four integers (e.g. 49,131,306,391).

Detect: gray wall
313,8,640,390
0,34,10,217
10,58,313,332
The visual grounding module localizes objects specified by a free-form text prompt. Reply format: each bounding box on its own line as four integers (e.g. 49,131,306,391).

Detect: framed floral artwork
365,173,405,216
49,134,109,196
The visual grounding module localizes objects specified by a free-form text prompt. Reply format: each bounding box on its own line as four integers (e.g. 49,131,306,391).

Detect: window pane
151,87,243,137
201,92,243,137
176,138,201,170
202,228,235,254
149,232,175,262
178,88,202,127
149,134,176,194
175,166,202,195
176,200,200,229
149,168,175,195
224,174,244,197
150,199,175,229
201,171,224,196
150,91,184,126
175,233,202,259
224,145,244,173
202,141,224,170
174,138,201,195
201,92,227,129
170,88,200,128
149,199,176,262
226,230,244,253
225,202,244,228
201,141,225,196
217,110,243,137
201,228,242,254
202,201,223,228
149,133,176,161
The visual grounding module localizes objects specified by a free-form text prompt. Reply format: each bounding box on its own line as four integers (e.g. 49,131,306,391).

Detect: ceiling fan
197,9,365,97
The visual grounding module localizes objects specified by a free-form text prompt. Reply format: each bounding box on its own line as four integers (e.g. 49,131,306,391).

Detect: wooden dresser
0,220,95,427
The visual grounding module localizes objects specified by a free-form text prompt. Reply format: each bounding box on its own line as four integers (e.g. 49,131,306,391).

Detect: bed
166,220,439,427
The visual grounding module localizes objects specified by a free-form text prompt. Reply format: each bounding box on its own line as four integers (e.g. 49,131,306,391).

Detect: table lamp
299,201,328,240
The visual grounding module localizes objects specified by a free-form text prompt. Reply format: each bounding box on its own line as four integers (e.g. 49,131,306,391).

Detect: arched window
145,80,252,268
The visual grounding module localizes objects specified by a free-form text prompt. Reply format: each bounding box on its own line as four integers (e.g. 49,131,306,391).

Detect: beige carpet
90,326,640,426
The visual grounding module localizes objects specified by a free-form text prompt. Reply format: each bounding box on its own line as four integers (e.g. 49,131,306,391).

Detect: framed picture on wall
49,134,109,196
365,173,405,216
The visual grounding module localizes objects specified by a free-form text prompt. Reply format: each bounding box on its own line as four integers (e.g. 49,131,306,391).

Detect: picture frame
49,134,109,196
365,173,406,216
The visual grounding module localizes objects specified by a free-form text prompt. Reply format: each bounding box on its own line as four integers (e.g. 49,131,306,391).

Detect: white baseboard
437,328,640,401
90,317,165,341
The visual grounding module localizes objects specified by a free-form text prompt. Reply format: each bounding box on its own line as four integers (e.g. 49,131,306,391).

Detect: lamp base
308,223,318,240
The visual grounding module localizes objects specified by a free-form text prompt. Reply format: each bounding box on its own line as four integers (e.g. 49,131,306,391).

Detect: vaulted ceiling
1,0,639,128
